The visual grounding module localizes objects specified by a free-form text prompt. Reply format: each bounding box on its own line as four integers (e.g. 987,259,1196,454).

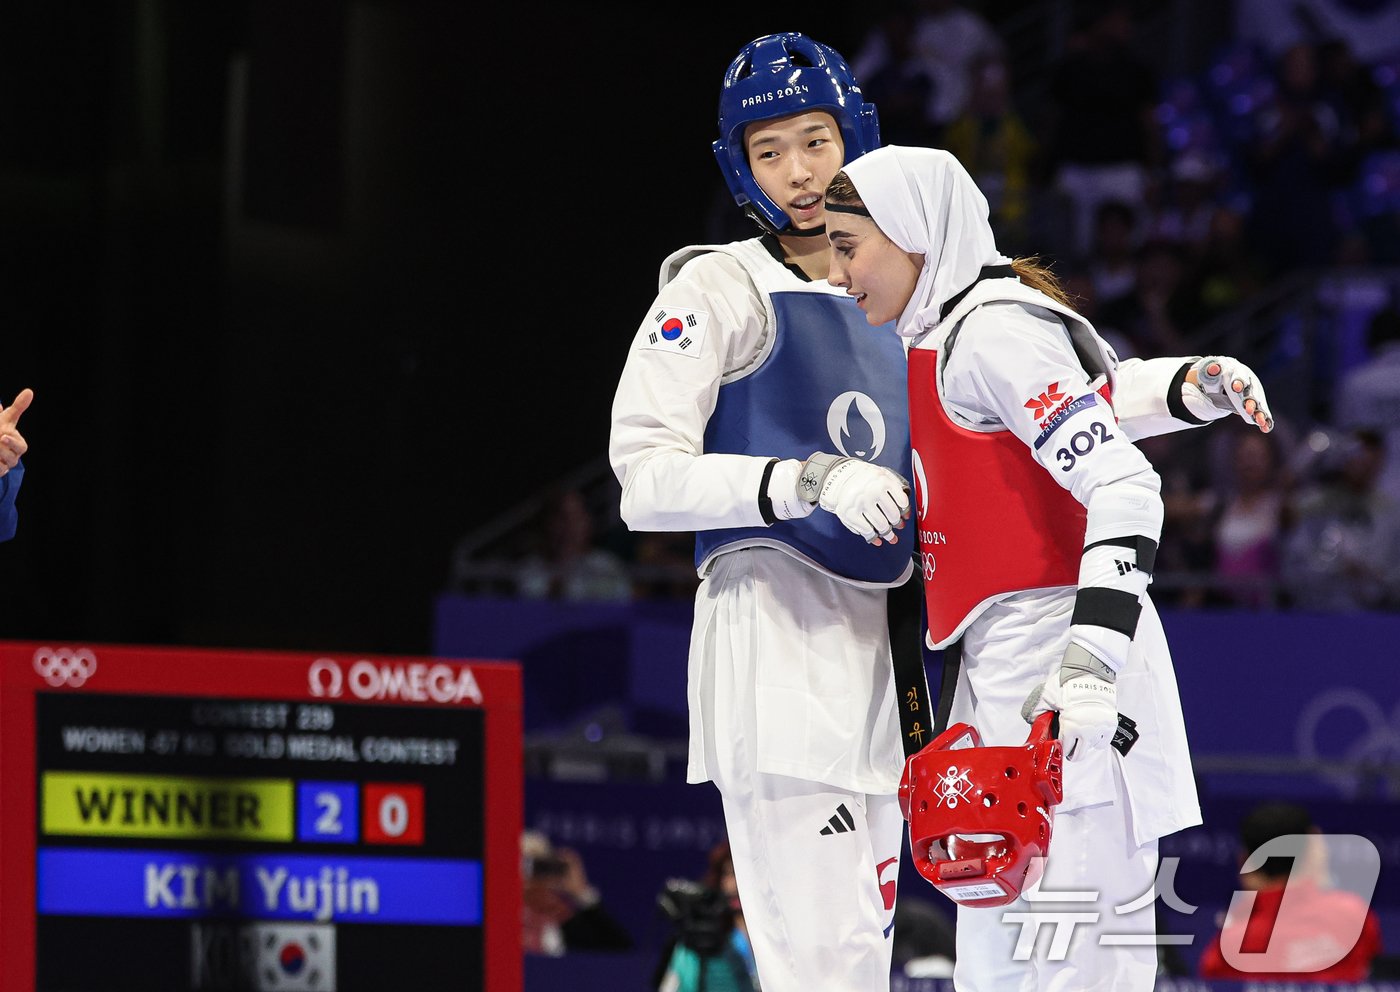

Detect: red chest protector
908,347,1095,645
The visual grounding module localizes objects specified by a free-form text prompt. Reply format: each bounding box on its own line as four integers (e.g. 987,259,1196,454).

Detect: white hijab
841,145,1013,339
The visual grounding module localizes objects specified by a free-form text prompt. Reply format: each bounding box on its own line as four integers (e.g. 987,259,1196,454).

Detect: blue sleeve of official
0,459,23,542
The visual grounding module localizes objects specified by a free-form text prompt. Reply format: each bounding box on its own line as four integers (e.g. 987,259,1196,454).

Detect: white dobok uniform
840,145,1215,992
611,239,907,992
924,285,1202,992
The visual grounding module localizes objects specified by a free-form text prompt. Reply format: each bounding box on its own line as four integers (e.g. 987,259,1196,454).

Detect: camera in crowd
657,878,733,957
529,854,570,879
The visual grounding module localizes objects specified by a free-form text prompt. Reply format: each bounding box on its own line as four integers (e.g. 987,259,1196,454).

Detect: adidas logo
1115,559,1137,576
820,803,857,836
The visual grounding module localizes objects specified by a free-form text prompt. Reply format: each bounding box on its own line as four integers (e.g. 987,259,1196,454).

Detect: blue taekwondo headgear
712,32,881,234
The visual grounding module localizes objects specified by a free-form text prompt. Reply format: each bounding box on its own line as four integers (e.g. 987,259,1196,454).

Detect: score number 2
295,781,425,846
297,782,360,843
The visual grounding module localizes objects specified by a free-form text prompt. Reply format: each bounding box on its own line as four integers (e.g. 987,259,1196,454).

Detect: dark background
0,1,889,654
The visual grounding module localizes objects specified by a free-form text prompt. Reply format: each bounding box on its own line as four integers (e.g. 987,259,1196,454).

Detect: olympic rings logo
33,646,98,688
1296,687,1400,797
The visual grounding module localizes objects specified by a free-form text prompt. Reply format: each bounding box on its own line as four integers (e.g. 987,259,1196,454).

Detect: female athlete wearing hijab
824,145,1273,992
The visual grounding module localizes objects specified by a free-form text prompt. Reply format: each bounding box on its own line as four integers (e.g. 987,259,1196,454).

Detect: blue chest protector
684,240,911,585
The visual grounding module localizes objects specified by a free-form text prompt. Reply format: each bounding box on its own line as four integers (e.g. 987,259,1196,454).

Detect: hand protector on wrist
1020,643,1118,761
766,458,817,521
1186,355,1274,431
801,451,911,544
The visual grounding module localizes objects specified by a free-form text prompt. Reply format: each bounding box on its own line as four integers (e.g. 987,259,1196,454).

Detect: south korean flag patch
639,307,708,359
240,923,336,991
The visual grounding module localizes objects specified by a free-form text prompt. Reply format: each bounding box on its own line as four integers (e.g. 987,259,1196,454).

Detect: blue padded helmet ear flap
712,32,881,234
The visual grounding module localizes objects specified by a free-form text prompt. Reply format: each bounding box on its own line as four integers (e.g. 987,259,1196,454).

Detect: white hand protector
766,458,817,521
1020,643,1118,761
800,451,911,544
1188,355,1274,431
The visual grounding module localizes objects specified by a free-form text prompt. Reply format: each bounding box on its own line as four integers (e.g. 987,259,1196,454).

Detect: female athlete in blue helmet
613,35,914,991
610,32,1269,992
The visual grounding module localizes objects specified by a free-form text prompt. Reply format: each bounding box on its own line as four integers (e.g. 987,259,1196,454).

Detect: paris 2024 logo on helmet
713,32,880,234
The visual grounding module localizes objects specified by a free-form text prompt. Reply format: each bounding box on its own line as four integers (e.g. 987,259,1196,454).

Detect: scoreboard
0,642,521,992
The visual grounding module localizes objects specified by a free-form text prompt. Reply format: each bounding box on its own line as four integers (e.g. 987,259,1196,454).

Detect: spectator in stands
0,388,31,543
1334,306,1400,504
1136,430,1217,608
943,53,1038,251
1145,150,1224,258
1086,199,1140,314
1191,206,1267,318
1199,801,1383,981
1060,267,1138,361
1318,36,1398,173
655,841,758,992
521,829,634,956
1281,427,1400,610
629,531,702,601
514,487,633,602
1235,0,1400,66
850,5,942,148
1042,2,1162,259
1097,239,1197,358
1247,42,1347,274
851,0,1004,141
1212,429,1290,607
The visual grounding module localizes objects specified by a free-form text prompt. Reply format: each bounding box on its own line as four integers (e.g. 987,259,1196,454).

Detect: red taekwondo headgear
899,711,1064,908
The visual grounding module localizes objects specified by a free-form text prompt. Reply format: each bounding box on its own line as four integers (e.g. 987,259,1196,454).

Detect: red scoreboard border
0,641,522,992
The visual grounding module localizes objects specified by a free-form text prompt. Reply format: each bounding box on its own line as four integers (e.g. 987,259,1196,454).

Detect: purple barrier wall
434,597,1400,980
435,596,1400,775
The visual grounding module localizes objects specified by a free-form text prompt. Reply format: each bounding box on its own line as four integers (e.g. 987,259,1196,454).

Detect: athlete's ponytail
1010,256,1072,308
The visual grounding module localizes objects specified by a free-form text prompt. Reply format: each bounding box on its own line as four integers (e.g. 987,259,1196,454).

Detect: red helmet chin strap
899,711,1064,908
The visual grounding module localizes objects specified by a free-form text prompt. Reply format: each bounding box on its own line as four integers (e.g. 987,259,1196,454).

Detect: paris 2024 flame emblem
826,391,885,460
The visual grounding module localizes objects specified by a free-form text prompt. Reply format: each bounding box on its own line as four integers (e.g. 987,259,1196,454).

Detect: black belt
888,567,935,757
931,638,961,739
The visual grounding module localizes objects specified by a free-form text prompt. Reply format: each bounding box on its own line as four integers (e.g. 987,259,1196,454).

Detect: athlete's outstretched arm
1113,355,1273,441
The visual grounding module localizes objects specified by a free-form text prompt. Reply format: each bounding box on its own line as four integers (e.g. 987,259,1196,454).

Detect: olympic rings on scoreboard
33,647,98,688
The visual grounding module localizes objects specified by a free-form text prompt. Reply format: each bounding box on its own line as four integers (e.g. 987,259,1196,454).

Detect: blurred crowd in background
455,0,1400,616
